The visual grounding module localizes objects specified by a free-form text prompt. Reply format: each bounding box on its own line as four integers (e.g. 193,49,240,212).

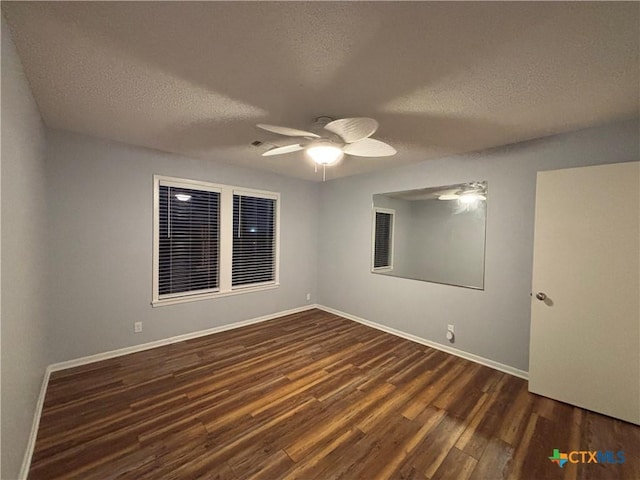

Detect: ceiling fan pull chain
323,164,326,182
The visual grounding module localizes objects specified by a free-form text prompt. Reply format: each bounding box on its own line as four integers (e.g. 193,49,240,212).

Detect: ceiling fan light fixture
306,142,344,165
459,193,486,204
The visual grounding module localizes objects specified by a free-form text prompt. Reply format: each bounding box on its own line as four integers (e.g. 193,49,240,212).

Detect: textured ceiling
3,2,639,181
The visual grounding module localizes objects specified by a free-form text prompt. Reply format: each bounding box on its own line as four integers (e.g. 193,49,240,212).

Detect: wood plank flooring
29,309,640,479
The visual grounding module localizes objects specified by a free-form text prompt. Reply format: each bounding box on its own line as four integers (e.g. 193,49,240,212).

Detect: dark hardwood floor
29,309,639,479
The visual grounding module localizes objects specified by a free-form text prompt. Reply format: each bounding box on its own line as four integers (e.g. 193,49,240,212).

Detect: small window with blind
233,193,277,287
153,176,279,306
158,184,220,296
372,208,394,271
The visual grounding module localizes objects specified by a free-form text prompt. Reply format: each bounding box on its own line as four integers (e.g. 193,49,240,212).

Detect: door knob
535,292,547,301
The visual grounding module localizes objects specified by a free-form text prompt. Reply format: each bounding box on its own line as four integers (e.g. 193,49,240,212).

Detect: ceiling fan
255,116,396,179
438,182,487,203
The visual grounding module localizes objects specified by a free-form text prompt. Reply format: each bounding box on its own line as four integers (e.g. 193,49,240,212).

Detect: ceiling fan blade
438,194,460,200
262,144,304,156
257,124,320,138
324,117,378,143
342,138,396,157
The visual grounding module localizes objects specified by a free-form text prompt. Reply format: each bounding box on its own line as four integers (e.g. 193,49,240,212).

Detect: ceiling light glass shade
175,193,192,201
438,194,460,201
459,193,486,204
306,143,344,165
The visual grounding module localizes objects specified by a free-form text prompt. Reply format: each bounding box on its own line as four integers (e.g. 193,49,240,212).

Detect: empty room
1,2,639,479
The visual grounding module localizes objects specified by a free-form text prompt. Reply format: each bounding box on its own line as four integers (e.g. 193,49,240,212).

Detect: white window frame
371,207,395,272
153,175,280,307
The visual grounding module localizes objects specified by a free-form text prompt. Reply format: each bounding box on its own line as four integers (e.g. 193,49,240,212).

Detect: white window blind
373,210,394,269
232,194,277,286
158,184,220,296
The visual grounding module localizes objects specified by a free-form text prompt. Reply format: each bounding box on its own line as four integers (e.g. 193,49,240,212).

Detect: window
372,208,394,271
158,184,220,296
233,193,277,287
153,176,279,306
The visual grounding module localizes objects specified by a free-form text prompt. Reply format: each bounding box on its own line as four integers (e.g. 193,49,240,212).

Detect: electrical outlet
306,293,311,301
134,321,142,333
446,324,455,343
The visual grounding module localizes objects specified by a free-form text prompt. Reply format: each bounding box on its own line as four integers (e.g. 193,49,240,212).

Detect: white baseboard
19,368,51,480
48,304,316,372
315,304,529,380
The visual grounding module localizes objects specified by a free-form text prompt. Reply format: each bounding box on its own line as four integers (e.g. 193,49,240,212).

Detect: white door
529,161,640,425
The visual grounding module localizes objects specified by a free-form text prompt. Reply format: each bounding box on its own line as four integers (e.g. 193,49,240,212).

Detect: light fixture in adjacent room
175,193,192,201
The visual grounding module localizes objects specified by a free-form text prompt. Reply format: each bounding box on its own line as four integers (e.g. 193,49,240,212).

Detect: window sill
152,283,280,307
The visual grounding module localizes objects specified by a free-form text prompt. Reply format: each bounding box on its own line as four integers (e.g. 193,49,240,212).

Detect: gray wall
1,20,50,479
317,119,639,372
45,130,319,362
